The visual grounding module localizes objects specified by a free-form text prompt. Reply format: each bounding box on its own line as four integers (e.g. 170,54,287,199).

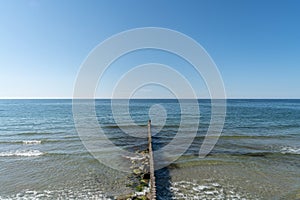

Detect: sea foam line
281,146,300,155
0,189,112,200
170,180,258,200
22,140,42,145
0,150,44,157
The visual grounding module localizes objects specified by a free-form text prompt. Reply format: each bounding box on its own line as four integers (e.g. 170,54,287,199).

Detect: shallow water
0,99,299,199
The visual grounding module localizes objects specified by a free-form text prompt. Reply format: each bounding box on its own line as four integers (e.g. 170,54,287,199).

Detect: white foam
281,146,300,155
133,186,149,198
0,150,44,157
193,185,209,191
123,155,145,161
171,180,257,200
0,189,112,200
23,140,41,145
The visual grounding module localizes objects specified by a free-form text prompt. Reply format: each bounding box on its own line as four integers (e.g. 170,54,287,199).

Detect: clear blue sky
0,0,299,98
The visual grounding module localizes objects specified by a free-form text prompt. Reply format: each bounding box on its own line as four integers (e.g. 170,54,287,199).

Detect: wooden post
148,120,156,200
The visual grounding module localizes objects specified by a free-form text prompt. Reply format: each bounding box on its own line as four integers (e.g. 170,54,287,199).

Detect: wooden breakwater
117,120,156,200
147,120,156,200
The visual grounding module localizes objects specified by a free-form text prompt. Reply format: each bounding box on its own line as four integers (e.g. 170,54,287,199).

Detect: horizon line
0,97,300,100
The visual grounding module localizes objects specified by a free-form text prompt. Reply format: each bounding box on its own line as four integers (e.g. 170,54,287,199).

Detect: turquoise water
0,99,299,199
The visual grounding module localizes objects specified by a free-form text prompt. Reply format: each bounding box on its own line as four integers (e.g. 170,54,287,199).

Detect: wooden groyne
118,120,156,200
147,120,156,200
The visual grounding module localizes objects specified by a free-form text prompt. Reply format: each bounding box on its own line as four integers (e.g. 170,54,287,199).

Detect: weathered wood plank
148,120,156,200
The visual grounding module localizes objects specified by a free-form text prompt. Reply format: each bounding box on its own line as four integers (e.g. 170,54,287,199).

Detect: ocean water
0,99,299,199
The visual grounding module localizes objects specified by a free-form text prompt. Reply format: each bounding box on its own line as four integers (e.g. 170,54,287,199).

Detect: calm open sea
0,99,299,199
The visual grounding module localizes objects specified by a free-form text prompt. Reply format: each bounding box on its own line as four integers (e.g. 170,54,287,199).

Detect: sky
0,0,299,99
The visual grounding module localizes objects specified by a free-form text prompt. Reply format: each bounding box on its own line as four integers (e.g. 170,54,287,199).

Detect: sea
0,99,299,199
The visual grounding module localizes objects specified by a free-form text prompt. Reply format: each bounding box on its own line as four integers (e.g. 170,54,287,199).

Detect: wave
209,149,300,157
236,124,300,130
0,189,111,200
220,134,298,140
0,150,44,157
183,146,300,158
0,140,23,144
170,180,256,199
101,124,147,129
16,131,63,136
0,138,79,145
280,146,300,155
101,124,208,130
23,140,41,145
153,134,297,141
